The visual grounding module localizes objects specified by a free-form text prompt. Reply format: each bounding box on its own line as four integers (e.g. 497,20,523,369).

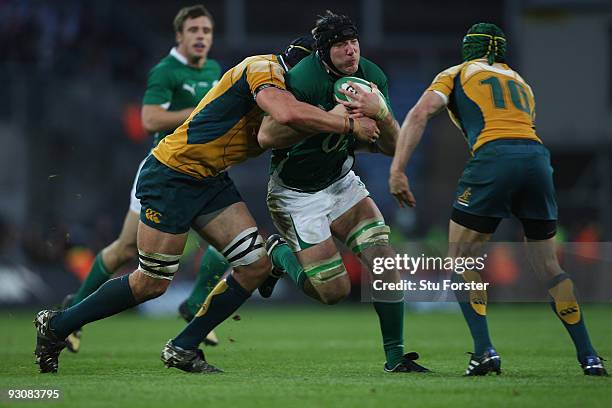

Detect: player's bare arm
255,86,379,148
257,116,302,149
258,103,351,149
388,90,447,208
372,111,399,156
141,105,194,133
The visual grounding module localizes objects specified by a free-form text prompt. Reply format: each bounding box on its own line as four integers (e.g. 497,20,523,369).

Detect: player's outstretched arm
141,105,194,133
255,87,379,148
389,90,446,208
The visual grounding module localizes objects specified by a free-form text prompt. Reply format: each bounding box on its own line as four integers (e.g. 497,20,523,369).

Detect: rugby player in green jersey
61,5,226,351
389,23,607,376
256,11,430,373
34,28,380,373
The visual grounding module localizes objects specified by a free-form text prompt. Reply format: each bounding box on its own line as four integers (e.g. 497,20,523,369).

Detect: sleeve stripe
431,90,449,105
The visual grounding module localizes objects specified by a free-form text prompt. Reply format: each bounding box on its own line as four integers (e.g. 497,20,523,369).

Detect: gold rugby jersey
427,59,541,153
153,54,286,178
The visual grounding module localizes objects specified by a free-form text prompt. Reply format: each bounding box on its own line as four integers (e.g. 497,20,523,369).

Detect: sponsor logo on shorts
457,187,472,207
145,208,162,224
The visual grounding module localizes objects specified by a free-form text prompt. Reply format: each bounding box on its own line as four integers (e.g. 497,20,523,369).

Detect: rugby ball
333,76,387,108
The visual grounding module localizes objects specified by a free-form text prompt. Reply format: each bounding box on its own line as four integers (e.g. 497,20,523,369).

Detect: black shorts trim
520,218,557,240
451,208,501,234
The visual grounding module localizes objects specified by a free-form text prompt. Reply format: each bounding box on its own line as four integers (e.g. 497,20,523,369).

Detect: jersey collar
170,47,189,66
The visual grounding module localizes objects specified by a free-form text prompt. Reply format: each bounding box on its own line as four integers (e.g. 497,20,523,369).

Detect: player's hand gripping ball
333,77,389,121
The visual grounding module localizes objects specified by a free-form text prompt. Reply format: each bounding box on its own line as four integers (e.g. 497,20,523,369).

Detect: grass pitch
1,304,610,408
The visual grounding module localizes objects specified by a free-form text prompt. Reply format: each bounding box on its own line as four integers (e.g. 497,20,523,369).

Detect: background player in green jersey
258,11,429,373
389,23,606,376
62,5,228,350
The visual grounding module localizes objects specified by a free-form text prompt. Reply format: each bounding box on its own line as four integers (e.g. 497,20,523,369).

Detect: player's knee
143,279,169,300
134,249,180,300
317,276,351,305
129,270,171,302
239,256,272,281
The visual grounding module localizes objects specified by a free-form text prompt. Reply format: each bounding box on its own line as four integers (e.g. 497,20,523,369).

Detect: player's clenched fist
353,116,380,144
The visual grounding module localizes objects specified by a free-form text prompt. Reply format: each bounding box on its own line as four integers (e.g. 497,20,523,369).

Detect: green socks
183,247,230,316
452,271,493,355
270,242,406,367
548,273,596,359
373,301,405,367
70,253,113,306
51,275,138,339
270,243,306,289
269,242,406,367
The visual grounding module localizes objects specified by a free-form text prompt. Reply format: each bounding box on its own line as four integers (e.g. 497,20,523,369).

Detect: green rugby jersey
270,53,392,192
143,47,222,147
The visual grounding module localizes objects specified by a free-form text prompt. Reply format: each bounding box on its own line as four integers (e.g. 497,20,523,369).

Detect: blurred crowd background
1,0,610,308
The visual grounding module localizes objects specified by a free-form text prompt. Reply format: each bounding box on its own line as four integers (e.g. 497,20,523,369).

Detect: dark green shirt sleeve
143,66,174,106
286,69,311,104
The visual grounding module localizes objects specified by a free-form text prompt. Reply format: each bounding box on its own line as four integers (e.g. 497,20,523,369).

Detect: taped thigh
221,227,266,267
137,250,181,281
345,218,390,254
303,253,347,286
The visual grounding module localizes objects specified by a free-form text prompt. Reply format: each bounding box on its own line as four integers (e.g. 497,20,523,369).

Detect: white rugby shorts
267,171,370,251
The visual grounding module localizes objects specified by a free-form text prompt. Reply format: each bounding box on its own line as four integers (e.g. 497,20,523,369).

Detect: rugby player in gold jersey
390,23,607,377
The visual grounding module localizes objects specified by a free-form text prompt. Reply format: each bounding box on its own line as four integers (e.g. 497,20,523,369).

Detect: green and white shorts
267,171,370,251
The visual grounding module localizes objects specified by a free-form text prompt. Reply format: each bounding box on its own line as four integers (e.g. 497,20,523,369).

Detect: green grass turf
0,304,610,408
